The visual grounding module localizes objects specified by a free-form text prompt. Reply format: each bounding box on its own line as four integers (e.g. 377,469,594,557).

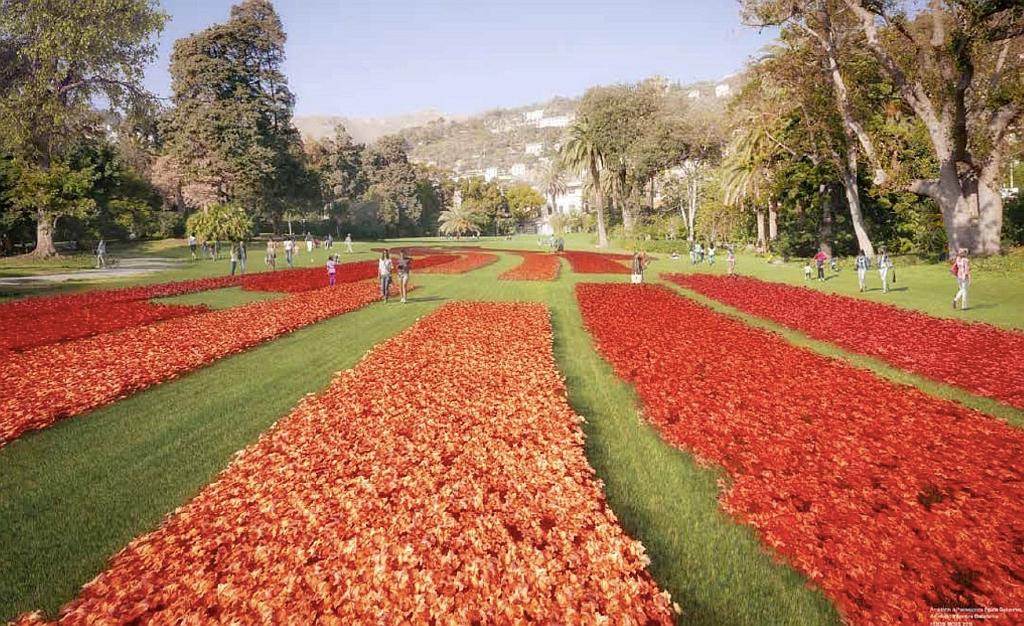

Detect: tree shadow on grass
406,296,449,303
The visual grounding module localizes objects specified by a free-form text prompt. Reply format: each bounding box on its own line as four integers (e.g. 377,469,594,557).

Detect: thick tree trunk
768,201,778,241
591,163,608,248
30,212,58,258
915,162,1004,256
975,180,1003,255
819,188,835,256
755,207,766,252
840,149,875,256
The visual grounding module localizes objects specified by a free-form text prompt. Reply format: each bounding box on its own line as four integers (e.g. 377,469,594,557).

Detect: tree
438,204,481,238
542,161,568,217
163,0,300,214
185,204,254,242
0,0,167,256
561,118,609,247
505,183,545,226
362,135,422,236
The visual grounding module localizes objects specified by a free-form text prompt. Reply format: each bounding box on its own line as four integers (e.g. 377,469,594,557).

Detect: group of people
187,235,224,262
670,243,738,276
370,249,412,304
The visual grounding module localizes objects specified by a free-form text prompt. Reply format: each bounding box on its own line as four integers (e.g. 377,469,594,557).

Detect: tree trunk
840,148,875,256
686,178,698,242
29,212,58,258
819,188,835,256
768,201,778,241
591,162,608,247
975,179,1003,255
755,207,766,252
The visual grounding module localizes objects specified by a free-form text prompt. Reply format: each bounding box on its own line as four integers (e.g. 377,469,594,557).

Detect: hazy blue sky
144,0,775,118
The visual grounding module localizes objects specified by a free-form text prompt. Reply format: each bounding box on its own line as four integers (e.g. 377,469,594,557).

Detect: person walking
284,237,294,268
345,233,353,254
326,233,333,250
95,238,107,269
707,244,716,265
378,249,393,303
238,240,247,275
305,232,314,263
814,250,828,281
952,248,971,310
265,239,277,270
877,248,891,293
727,247,736,276
229,243,239,276
326,254,337,286
397,249,412,303
188,234,198,261
855,250,870,292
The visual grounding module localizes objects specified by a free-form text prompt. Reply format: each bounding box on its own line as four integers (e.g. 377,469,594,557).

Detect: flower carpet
667,274,1024,409
14,302,674,624
577,283,1024,625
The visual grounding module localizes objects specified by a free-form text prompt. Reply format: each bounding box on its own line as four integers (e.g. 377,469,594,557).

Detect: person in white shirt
188,234,197,261
952,249,971,310
378,249,393,303
877,249,892,293
284,237,294,268
345,233,353,254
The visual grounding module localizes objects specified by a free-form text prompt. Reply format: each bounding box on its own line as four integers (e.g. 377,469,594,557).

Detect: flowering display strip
241,255,459,293
576,283,1024,625
667,273,1024,410
0,281,384,446
15,302,674,624
499,252,562,281
560,251,631,274
0,276,243,351
417,251,499,274
0,300,208,353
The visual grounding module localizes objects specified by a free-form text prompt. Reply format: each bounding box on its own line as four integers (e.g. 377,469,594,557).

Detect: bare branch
907,178,942,200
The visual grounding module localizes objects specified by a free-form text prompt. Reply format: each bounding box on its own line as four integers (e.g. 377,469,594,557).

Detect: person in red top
813,250,829,281
952,248,972,310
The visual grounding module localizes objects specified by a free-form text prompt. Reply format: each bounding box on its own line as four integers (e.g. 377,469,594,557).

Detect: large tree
0,0,167,256
163,0,300,215
362,135,422,236
745,0,1023,254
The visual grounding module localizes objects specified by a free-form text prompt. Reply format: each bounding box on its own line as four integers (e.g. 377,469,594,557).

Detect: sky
144,0,776,118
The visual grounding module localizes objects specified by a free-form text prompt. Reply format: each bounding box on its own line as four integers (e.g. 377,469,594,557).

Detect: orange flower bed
0,282,383,446
15,302,674,624
418,252,498,274
499,252,562,281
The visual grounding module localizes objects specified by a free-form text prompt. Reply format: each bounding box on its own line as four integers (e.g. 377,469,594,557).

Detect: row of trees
0,0,504,257
556,1,1021,257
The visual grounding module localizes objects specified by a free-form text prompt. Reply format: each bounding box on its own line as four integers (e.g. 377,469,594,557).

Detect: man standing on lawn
345,233,354,253
814,250,828,281
855,250,870,292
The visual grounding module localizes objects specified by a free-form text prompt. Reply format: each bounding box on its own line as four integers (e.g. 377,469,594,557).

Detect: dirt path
0,258,185,286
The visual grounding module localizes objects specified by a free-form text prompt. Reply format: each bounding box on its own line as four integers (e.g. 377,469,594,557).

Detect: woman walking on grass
265,239,276,270
855,250,870,292
378,249,393,303
326,254,337,286
630,252,645,284
952,249,971,310
397,250,412,303
877,248,892,293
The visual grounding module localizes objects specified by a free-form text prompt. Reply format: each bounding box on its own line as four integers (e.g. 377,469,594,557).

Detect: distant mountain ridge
293,109,454,144
294,74,744,186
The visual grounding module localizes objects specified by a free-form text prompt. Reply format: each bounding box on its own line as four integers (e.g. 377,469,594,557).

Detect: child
327,254,337,286
803,261,812,281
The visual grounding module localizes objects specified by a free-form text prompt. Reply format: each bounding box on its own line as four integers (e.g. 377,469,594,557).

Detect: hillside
295,74,743,187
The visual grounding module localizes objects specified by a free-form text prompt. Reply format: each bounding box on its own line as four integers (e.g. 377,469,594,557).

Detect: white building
510,163,527,178
524,109,545,123
525,142,543,156
715,84,732,98
538,114,573,128
484,167,499,182
687,89,701,100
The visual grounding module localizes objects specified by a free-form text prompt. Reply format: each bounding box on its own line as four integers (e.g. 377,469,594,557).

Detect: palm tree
560,118,609,247
438,204,480,238
542,161,567,218
722,124,777,252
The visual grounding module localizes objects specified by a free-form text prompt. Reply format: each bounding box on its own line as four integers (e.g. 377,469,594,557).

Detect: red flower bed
242,255,459,293
0,276,242,352
561,251,631,274
499,252,562,281
0,282,383,446
0,300,207,353
577,283,1024,625
667,274,1024,409
15,302,673,624
418,252,498,274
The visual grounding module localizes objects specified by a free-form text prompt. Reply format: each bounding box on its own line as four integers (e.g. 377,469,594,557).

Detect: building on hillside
524,109,545,123
525,143,543,156
538,114,574,129
510,163,527,178
715,84,732,98
484,167,499,182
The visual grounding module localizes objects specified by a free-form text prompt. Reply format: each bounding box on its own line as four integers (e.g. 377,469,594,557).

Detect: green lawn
1,238,1021,624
